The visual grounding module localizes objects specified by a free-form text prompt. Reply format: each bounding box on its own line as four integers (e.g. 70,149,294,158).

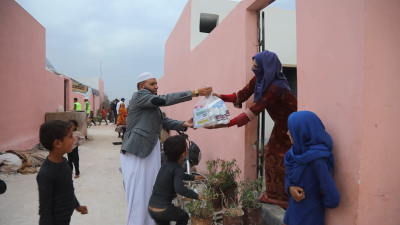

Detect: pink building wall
159,0,269,178
0,0,104,151
297,0,400,224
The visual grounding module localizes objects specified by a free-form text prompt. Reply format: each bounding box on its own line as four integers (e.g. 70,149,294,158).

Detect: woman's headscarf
252,50,288,102
284,111,334,185
119,103,127,116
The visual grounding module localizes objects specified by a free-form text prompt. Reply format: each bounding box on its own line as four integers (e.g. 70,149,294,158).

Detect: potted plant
239,178,263,225
222,191,244,225
206,159,223,212
219,159,241,207
187,188,215,225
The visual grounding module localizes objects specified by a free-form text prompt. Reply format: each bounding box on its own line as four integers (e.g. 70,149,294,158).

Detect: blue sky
15,0,295,100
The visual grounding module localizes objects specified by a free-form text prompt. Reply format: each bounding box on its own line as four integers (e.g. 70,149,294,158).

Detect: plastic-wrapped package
193,95,230,128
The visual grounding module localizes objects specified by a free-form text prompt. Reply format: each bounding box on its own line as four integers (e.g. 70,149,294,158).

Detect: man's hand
204,124,228,129
194,175,204,181
183,118,196,130
76,206,88,215
289,186,305,202
213,93,221,98
192,87,213,97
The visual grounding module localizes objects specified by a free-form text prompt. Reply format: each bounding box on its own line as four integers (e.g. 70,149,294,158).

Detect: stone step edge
262,203,285,225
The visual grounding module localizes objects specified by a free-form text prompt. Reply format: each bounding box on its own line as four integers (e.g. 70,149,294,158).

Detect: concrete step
262,203,285,225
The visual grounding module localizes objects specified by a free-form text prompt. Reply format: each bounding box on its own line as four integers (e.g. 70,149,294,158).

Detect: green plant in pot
206,159,223,212
221,190,244,225
187,188,215,225
219,159,241,207
239,177,263,225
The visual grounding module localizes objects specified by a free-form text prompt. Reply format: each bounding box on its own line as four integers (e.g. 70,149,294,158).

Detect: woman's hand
213,93,221,98
204,124,228,129
289,186,305,202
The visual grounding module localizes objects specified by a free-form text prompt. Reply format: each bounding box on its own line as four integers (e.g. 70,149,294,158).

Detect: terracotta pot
223,184,238,207
223,208,244,225
191,215,214,225
243,207,262,225
211,186,223,212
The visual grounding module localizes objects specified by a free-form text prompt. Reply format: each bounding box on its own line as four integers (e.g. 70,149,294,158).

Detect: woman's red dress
221,76,297,209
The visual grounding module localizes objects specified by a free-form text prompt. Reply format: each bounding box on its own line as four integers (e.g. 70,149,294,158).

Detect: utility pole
99,61,103,80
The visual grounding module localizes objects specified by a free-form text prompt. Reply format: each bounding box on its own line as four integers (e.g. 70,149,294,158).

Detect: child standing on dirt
68,120,85,179
88,111,96,126
98,106,108,125
37,120,88,225
148,135,204,225
283,111,340,225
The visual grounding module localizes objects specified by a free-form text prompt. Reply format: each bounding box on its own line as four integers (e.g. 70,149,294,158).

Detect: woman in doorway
207,50,297,209
117,103,128,126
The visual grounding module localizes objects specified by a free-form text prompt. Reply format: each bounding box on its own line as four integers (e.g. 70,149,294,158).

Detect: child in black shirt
148,135,204,225
37,120,88,225
88,111,96,126
68,120,85,179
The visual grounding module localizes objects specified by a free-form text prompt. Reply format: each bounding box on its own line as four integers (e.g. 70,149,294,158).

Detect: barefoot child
284,111,340,225
37,120,88,225
148,135,204,225
68,120,85,179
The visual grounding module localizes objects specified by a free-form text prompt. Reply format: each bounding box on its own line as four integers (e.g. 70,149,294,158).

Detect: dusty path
0,124,127,225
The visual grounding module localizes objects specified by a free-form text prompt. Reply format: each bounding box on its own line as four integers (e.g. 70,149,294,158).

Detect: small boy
68,120,85,179
98,106,108,125
88,111,96,126
148,135,203,225
37,120,88,225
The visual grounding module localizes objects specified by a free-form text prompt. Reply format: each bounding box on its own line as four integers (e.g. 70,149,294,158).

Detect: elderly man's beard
144,87,157,95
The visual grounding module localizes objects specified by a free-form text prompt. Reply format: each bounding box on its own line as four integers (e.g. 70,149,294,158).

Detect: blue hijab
284,111,334,185
252,50,289,103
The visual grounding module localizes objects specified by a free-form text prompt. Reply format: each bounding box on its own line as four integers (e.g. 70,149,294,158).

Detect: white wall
190,0,239,50
262,7,297,66
259,7,297,142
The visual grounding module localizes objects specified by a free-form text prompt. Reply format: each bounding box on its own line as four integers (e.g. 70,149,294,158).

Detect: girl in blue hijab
284,111,340,225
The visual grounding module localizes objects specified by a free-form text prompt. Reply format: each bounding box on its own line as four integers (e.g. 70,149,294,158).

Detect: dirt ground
0,124,127,225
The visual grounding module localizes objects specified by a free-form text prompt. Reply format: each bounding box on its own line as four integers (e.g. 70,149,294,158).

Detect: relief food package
193,95,231,128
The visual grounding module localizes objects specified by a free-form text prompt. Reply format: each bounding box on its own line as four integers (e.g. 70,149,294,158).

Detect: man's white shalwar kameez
121,140,160,225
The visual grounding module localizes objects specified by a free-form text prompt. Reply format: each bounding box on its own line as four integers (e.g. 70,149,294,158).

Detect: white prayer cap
137,72,156,83
84,97,89,100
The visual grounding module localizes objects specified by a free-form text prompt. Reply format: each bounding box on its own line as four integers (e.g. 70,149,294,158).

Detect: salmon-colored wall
297,0,400,224
159,0,269,178
0,0,53,151
357,0,400,224
0,0,105,151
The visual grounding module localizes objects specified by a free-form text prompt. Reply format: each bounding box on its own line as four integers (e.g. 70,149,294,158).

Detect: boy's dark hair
74,98,78,101
69,120,79,130
39,120,72,151
163,136,187,161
